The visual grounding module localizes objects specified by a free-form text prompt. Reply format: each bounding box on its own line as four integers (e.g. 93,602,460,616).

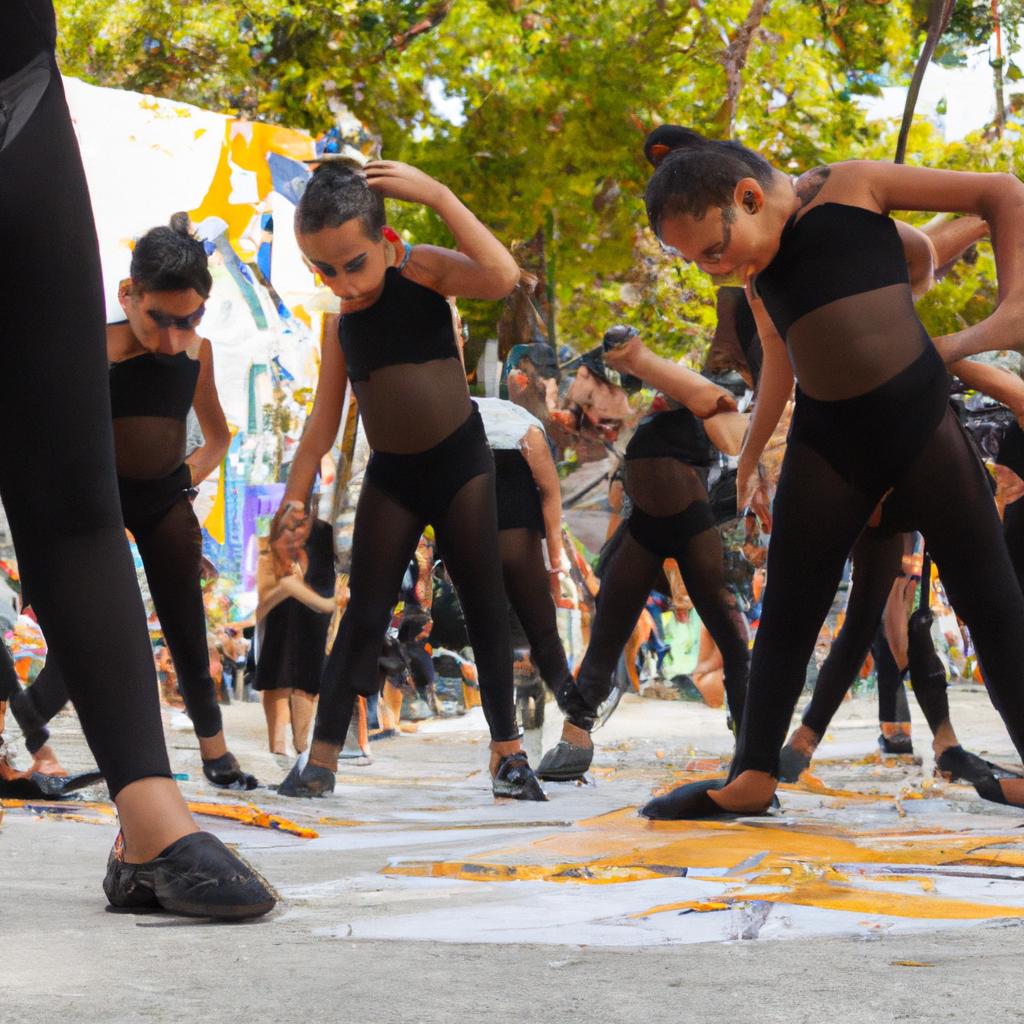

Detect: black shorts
365,405,493,524
493,449,543,532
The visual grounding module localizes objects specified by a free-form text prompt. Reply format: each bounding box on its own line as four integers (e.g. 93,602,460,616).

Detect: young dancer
477,396,573,698
273,161,544,799
2,0,273,916
538,325,749,781
639,124,1024,819
9,217,258,791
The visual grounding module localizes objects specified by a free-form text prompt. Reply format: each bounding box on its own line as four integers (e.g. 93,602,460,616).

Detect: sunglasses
146,304,206,330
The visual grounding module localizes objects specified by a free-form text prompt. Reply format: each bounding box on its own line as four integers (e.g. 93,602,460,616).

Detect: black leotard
339,268,460,381
110,350,199,420
756,203,930,402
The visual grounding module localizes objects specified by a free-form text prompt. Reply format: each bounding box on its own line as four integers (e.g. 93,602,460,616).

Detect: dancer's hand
603,334,648,376
271,500,307,562
363,161,446,207
992,462,1024,518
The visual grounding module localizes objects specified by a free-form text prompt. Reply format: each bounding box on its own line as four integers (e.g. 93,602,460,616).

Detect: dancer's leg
310,480,424,765
670,525,749,732
499,527,571,692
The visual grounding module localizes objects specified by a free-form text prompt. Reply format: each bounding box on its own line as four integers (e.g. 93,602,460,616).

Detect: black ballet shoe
492,752,548,801
103,830,276,919
878,731,914,756
971,772,1020,807
0,768,105,800
536,740,594,782
639,779,779,821
202,753,258,791
777,744,812,784
937,745,1024,786
276,760,335,798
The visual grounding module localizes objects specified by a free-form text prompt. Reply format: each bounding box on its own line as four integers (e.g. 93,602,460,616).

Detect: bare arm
520,426,565,571
828,161,1024,359
186,338,231,485
281,316,347,510
703,410,749,456
363,162,519,300
950,358,1024,420
257,575,336,620
737,292,794,509
602,337,737,417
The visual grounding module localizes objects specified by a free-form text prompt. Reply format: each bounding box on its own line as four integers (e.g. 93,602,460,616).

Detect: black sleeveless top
2,0,56,77
754,203,909,338
626,405,713,467
339,267,460,382
109,351,200,421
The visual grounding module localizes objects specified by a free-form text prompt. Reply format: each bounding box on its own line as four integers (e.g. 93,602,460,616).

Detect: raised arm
602,335,737,418
363,161,519,300
831,161,1024,359
186,338,231,485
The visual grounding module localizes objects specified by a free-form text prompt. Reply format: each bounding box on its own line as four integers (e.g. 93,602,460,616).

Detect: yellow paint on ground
186,802,319,839
385,803,1024,923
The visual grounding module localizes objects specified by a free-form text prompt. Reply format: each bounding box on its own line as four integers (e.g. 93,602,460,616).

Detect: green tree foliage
54,0,1020,366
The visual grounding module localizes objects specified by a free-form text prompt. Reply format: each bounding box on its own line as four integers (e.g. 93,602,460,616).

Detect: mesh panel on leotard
756,203,930,401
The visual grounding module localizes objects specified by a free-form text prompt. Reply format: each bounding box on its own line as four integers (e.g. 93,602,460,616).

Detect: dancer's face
658,177,775,282
296,217,389,311
120,284,206,355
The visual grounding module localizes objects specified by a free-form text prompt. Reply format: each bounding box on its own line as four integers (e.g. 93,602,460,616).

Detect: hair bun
169,211,192,236
643,125,707,167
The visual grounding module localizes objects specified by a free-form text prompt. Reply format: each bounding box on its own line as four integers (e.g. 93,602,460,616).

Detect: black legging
314,471,518,747
0,16,170,796
736,408,1024,776
24,494,224,740
571,514,749,731
800,530,906,738
499,527,571,692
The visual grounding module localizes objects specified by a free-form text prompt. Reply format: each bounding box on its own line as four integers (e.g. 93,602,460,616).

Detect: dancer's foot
492,751,547,801
103,830,276,919
640,770,778,820
936,745,1024,786
537,722,593,781
778,725,819,782
879,722,914,756
277,751,335,798
29,744,68,777
202,752,258,791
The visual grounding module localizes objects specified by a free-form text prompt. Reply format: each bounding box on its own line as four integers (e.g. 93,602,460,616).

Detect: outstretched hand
363,161,445,206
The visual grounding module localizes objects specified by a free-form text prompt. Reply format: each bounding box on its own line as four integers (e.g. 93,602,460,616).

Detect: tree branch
719,0,773,136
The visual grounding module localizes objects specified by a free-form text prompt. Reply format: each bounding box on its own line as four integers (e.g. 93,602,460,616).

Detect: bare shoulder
793,166,832,210
401,243,472,295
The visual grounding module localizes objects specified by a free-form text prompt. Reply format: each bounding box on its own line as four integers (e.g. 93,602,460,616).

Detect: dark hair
643,126,774,236
295,162,386,240
130,213,212,297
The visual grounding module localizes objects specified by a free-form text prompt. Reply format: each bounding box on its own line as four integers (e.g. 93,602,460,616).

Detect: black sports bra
754,203,909,338
109,351,200,421
339,267,460,382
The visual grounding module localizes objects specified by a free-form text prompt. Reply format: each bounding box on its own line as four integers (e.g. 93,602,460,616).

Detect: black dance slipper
276,760,335,798
492,752,548,801
537,740,594,782
937,745,1023,786
0,768,104,800
639,779,780,821
878,732,914,756
777,744,812,784
202,753,258,791
103,831,276,919
971,772,1021,807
